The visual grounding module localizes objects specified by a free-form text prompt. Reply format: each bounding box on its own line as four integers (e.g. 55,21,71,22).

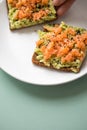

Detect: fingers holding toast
53,0,76,17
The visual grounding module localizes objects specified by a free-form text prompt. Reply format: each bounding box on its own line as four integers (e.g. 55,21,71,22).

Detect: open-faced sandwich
6,0,56,30
32,22,87,73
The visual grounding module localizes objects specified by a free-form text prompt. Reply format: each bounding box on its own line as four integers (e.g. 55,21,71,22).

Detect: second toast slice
32,22,87,73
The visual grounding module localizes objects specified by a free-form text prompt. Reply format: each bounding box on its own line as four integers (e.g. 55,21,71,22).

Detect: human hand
53,0,76,17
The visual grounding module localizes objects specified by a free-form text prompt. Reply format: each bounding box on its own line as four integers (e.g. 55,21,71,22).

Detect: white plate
0,0,87,85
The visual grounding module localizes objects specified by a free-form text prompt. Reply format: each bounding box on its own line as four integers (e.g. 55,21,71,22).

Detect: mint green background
0,69,87,130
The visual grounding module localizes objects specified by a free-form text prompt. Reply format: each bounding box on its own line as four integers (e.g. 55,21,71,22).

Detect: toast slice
32,22,87,73
6,0,57,30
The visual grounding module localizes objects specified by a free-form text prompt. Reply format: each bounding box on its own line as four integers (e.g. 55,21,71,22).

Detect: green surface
0,69,87,130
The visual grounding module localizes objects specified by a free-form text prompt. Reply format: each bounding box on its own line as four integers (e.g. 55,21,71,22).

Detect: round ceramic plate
0,0,87,85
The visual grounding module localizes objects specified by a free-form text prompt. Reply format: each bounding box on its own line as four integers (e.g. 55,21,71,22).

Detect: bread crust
32,53,80,72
